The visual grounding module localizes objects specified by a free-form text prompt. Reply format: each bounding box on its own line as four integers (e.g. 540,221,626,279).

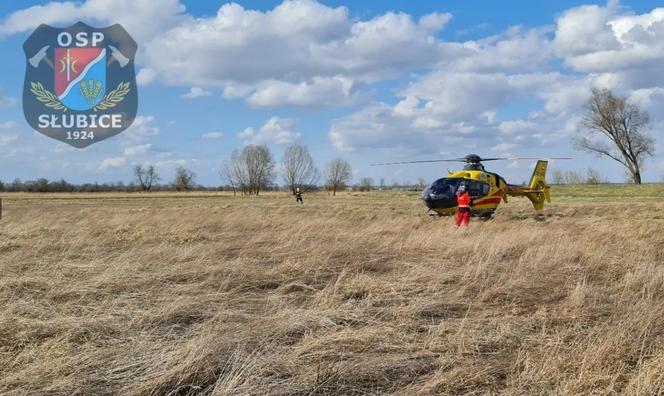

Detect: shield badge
23,22,138,148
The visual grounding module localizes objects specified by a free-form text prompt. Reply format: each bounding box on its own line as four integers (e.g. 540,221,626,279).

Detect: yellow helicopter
374,154,570,218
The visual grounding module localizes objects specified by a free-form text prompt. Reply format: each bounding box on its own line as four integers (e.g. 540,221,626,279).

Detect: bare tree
222,145,274,196
220,161,238,196
564,170,584,185
34,178,49,193
222,150,250,195
551,169,564,185
325,158,352,196
576,88,654,184
281,144,319,193
134,164,160,191
358,177,374,192
585,167,607,184
172,166,196,191
245,145,275,195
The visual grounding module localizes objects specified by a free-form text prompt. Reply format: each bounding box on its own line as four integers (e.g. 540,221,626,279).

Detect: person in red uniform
455,184,471,227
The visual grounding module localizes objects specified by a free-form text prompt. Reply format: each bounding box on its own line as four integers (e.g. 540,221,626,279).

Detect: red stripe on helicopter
473,197,502,205
471,190,503,205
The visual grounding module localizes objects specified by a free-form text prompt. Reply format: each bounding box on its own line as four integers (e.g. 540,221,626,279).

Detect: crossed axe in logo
29,45,130,69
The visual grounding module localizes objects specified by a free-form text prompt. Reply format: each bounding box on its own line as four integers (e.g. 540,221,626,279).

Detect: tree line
550,168,608,185
220,144,352,196
0,144,356,194
0,166,206,193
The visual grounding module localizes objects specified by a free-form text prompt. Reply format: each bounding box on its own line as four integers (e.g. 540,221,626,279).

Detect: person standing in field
455,184,471,227
295,187,303,204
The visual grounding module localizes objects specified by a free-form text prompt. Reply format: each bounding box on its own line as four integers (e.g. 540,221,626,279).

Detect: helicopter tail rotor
526,160,550,210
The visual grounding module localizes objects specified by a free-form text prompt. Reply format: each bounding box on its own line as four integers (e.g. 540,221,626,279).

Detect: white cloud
0,87,16,107
0,0,188,44
0,134,18,146
491,142,519,152
538,76,591,115
237,127,255,140
123,144,152,156
121,115,159,143
137,2,451,106
419,12,452,31
181,87,212,99
553,3,621,59
329,102,474,154
554,3,664,89
629,87,664,113
51,143,76,154
247,76,356,107
98,157,126,170
154,158,188,170
393,96,419,118
239,117,301,145
609,8,664,39
456,22,490,37
498,120,533,135
399,71,557,122
136,68,159,86
201,131,224,140
0,121,20,146
1,0,453,107
440,26,553,73
326,1,664,157
328,68,580,155
0,2,79,37
0,121,18,130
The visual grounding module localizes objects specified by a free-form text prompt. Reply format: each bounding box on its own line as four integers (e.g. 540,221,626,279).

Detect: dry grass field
1,186,664,395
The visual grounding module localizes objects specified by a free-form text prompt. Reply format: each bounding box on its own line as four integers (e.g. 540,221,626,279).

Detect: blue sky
1,0,664,186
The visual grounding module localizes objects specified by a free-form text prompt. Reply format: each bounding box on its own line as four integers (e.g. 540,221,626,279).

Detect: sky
0,0,664,186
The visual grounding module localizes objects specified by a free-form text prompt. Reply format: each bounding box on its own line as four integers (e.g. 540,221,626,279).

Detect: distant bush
550,169,607,185
585,167,608,184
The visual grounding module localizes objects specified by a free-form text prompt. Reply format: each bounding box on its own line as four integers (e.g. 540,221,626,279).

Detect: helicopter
373,154,570,218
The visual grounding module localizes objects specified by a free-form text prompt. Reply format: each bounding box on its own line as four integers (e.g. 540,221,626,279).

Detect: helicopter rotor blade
370,156,573,166
370,159,466,166
476,157,508,161
481,157,574,161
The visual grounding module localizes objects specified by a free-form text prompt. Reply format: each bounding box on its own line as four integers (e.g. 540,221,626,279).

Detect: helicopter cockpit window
467,181,490,198
428,178,460,195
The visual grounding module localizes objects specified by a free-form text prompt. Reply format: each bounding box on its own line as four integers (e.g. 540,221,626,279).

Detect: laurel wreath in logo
30,81,131,112
30,82,68,112
94,82,130,112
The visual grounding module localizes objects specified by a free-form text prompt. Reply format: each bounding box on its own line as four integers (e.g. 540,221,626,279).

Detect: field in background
1,186,664,395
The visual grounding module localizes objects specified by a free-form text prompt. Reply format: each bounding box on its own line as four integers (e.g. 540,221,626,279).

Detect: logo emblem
23,22,137,148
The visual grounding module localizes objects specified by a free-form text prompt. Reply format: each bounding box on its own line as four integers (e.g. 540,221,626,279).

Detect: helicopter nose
422,193,437,209
421,188,456,209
